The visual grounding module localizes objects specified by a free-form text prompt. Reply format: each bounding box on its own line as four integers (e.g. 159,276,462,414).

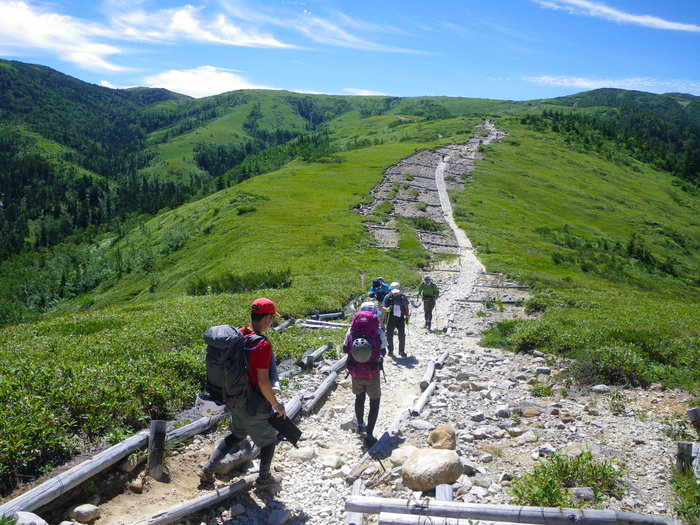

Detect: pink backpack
344,311,382,378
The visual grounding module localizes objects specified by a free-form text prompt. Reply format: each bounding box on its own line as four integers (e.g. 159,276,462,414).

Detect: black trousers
386,315,406,354
423,297,436,326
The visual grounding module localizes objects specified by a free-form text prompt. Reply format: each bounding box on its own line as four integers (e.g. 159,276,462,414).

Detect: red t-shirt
240,326,272,388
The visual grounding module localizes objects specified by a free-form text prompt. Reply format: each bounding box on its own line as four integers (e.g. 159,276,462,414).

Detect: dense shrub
567,345,652,387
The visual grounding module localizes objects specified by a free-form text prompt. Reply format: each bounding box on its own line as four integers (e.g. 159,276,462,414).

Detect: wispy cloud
109,4,295,48
533,0,700,32
220,0,417,53
143,65,275,97
523,75,700,94
0,1,126,72
342,87,388,96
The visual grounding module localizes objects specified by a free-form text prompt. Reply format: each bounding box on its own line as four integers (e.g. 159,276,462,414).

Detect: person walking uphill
417,274,439,330
197,297,286,492
381,283,410,357
368,277,390,304
343,309,385,448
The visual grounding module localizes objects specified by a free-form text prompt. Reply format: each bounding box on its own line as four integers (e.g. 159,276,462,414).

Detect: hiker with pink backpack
343,307,387,448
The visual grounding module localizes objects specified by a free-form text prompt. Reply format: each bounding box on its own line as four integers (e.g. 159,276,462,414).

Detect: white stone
13,512,49,525
68,504,101,522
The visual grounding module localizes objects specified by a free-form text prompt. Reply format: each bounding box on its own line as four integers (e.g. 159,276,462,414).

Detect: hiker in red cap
198,297,286,493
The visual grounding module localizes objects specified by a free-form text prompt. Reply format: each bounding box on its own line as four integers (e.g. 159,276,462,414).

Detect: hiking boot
255,474,282,493
363,435,378,447
399,351,407,357
196,467,215,484
357,423,367,434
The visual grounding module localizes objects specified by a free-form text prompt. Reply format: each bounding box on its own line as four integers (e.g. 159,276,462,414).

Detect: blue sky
1,0,698,100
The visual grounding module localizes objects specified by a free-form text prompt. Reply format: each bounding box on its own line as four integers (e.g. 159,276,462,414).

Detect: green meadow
461,118,700,389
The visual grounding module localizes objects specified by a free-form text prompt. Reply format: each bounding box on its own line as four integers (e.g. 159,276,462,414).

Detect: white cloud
110,4,294,48
143,65,275,97
342,88,388,96
533,0,700,32
523,75,700,94
0,1,126,71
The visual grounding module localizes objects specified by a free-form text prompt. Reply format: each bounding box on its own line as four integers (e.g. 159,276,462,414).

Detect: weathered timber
456,299,521,304
130,476,255,525
474,285,531,289
442,311,455,333
298,342,334,369
431,269,460,273
302,371,338,415
0,431,149,516
285,395,303,420
435,350,450,370
302,319,349,328
346,496,678,525
688,408,700,435
365,245,401,250
147,420,167,480
0,414,225,517
436,484,453,502
345,479,365,525
316,312,344,320
416,230,450,237
346,409,410,484
422,241,460,248
446,326,454,337
420,362,436,391
411,382,436,416
367,225,397,231
273,318,295,332
322,355,348,375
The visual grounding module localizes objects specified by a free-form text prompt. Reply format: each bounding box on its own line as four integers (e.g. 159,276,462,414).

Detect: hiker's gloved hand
405,316,410,324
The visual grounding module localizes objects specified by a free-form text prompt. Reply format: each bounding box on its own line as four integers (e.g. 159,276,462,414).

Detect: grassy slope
456,118,700,388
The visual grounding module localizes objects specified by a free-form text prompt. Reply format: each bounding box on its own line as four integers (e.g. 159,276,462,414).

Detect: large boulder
401,449,464,491
390,445,418,467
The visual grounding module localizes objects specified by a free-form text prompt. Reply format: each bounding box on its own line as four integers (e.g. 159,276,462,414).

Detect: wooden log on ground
0,431,149,516
346,496,678,525
474,285,531,289
364,245,401,250
456,299,521,304
273,318,295,332
302,319,350,328
346,410,410,484
411,382,436,416
345,479,365,525
317,312,344,320
285,395,303,421
688,408,700,435
147,420,167,480
322,355,348,375
436,484,453,502
420,362,436,391
442,311,455,333
166,413,226,443
422,241,461,248
130,476,255,525
302,371,338,415
0,415,225,517
298,342,334,369
435,350,450,370
676,442,694,472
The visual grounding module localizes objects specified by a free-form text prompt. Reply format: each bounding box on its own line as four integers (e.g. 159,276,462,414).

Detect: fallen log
474,285,531,289
316,312,344,320
345,479,365,525
420,362,435,391
346,496,678,525
0,431,149,517
285,395,303,421
435,350,450,370
301,319,349,328
346,409,410,484
422,241,460,248
298,342,334,369
411,382,436,416
130,476,255,525
456,299,521,304
321,355,348,375
273,318,295,332
302,371,338,415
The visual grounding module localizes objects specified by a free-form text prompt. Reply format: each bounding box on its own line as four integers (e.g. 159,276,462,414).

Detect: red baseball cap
251,297,281,317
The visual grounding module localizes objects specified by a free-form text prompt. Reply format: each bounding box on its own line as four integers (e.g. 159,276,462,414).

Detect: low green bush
511,451,625,506
567,345,652,387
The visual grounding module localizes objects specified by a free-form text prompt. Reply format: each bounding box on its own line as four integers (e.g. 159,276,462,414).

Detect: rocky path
53,122,692,525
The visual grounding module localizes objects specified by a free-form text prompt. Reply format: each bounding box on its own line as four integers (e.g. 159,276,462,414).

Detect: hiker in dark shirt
368,277,390,304
381,282,410,357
